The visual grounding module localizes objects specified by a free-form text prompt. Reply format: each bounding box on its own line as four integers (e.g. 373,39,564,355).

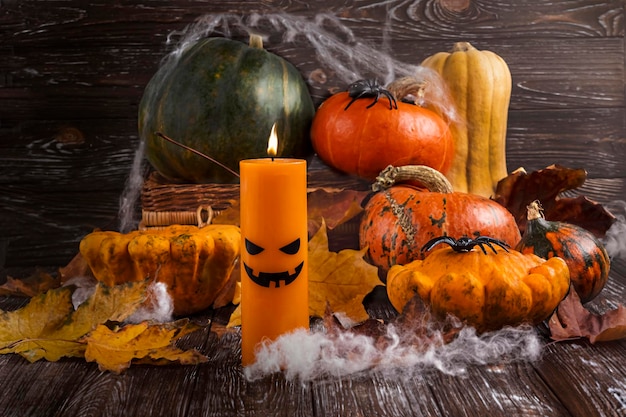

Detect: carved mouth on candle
243,261,304,288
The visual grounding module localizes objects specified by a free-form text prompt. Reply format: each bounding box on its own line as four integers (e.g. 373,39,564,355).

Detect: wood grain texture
1,3,626,416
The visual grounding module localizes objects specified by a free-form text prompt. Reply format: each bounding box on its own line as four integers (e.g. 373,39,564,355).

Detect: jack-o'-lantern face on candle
243,237,304,288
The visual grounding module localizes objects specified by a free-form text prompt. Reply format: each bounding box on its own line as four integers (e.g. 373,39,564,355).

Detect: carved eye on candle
279,238,300,255
245,238,264,255
243,237,304,288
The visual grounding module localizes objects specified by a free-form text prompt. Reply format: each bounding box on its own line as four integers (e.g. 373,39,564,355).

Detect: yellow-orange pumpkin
387,243,570,332
79,224,240,315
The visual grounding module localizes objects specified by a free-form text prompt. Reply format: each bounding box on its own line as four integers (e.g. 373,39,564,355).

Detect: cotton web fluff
65,276,174,323
602,200,626,261
126,282,174,324
243,321,542,382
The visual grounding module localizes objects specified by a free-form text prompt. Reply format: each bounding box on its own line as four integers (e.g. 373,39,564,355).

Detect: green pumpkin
139,35,315,183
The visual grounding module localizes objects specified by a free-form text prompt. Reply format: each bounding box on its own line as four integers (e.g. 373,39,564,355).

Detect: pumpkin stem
249,33,264,49
526,200,545,221
451,41,476,53
372,165,453,193
387,76,427,105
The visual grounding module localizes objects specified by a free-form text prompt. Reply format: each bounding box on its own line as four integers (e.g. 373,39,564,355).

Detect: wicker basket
140,172,238,229
140,169,371,249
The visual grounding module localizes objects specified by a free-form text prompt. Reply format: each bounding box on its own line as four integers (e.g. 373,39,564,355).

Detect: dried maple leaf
548,286,626,343
308,220,382,324
307,188,369,236
58,252,94,284
82,319,208,374
0,270,61,297
0,281,148,362
494,164,615,237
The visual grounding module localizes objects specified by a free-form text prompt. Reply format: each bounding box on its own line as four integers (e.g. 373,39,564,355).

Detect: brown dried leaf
548,286,626,343
0,270,61,297
307,188,369,236
58,252,94,284
494,164,615,237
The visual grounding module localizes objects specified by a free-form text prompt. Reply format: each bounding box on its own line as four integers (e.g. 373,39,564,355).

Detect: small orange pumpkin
310,81,454,180
359,165,521,272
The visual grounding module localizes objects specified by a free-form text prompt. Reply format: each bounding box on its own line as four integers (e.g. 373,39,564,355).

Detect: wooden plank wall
1,0,625,271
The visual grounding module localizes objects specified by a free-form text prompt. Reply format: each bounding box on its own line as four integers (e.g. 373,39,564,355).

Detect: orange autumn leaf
308,220,382,324
82,319,208,374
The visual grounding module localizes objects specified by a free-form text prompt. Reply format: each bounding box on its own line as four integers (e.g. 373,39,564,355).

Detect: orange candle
239,124,309,366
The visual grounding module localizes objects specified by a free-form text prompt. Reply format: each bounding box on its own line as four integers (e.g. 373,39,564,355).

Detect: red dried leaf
307,188,369,236
494,164,615,237
548,287,626,343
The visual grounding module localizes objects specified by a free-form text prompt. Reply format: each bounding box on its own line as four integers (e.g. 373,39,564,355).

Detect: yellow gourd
80,224,240,315
421,42,512,198
386,243,570,332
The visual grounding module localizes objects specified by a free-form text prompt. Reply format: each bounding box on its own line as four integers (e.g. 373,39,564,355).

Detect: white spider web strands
160,12,456,121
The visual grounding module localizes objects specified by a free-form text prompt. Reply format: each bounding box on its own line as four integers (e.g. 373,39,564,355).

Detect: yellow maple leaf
0,286,75,360
0,280,148,362
308,220,382,323
228,220,382,327
82,319,208,374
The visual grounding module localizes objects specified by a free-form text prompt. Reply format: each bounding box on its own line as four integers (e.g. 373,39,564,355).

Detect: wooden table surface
0,257,624,417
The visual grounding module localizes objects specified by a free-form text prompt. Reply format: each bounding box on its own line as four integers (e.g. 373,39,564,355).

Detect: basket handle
196,206,214,228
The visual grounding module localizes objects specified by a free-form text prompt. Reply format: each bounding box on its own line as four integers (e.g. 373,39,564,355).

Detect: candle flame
267,123,278,157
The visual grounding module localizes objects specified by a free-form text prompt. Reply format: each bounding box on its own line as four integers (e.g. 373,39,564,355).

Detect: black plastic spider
421,236,510,255
344,79,398,111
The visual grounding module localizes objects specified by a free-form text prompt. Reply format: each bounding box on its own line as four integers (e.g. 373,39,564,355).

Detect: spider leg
483,241,499,254
382,91,398,109
481,237,510,252
365,92,381,109
475,242,488,255
345,90,373,110
421,236,456,252
344,97,358,110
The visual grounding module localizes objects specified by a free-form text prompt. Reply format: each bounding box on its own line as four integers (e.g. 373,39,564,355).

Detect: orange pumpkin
310,83,454,180
359,165,521,272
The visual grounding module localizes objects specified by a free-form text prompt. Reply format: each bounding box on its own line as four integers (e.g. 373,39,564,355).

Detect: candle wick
271,156,275,162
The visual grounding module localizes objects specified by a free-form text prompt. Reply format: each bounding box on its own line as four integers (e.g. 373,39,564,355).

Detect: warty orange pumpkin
386,239,570,332
359,165,522,272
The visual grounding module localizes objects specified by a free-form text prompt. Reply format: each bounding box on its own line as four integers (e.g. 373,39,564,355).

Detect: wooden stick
155,131,240,179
